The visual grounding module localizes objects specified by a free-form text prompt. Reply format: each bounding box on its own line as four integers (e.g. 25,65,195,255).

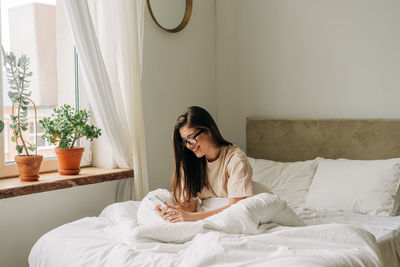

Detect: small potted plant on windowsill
39,104,101,175
3,51,43,181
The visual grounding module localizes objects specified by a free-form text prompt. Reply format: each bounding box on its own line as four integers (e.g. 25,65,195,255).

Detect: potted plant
4,51,43,181
39,104,101,175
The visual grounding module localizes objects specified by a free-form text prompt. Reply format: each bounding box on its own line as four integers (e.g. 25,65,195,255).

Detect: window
29,119,54,150
0,0,91,178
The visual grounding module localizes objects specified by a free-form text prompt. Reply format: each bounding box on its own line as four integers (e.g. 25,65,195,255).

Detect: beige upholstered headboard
246,118,400,162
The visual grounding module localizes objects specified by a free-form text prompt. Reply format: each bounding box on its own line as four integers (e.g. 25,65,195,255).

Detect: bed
29,118,400,267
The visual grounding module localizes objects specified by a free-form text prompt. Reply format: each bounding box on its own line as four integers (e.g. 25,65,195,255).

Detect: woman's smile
191,146,200,153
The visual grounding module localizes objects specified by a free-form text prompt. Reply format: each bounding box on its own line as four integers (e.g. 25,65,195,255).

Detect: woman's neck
206,145,222,162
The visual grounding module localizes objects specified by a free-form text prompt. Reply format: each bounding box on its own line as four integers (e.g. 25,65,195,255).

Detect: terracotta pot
15,155,43,182
55,147,84,175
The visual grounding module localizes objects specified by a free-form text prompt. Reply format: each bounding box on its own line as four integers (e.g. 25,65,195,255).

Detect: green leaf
16,145,23,154
9,123,17,129
8,91,18,99
28,146,36,152
11,136,16,142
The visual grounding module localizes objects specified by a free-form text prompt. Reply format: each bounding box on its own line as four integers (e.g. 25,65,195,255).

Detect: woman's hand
155,204,197,223
154,197,246,223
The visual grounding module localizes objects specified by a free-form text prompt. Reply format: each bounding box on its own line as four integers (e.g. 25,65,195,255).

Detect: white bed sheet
294,207,400,267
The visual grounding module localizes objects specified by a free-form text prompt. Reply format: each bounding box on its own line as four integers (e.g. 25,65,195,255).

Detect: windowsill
0,167,134,199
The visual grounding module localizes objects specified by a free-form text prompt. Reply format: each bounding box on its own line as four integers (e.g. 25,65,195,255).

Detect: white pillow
248,157,318,207
305,158,400,216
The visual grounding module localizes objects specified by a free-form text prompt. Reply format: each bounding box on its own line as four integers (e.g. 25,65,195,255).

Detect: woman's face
179,125,216,159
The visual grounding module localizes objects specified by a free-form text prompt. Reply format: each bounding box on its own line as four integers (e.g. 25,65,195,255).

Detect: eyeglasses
181,129,205,147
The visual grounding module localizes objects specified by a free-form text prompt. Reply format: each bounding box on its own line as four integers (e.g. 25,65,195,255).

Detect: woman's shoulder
224,144,249,162
223,145,252,175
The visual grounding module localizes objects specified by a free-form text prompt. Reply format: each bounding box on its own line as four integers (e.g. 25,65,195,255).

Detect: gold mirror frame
146,0,192,33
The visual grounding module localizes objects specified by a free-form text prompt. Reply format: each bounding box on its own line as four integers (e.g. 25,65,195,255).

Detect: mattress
294,207,400,267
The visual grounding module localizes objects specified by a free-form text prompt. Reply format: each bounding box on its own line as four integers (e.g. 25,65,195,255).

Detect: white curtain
62,0,149,200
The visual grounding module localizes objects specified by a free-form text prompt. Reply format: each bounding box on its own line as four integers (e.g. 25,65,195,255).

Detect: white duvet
29,190,383,267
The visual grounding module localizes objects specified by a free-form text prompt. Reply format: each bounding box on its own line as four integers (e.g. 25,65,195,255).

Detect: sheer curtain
62,0,149,200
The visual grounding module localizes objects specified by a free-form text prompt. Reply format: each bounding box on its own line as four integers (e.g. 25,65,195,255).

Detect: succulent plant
40,104,102,149
4,51,37,156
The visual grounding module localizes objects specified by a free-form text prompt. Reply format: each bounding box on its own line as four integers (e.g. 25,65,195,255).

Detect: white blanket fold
133,190,305,243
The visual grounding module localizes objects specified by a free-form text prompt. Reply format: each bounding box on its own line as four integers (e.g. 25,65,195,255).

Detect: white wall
0,179,131,267
216,0,400,150
142,0,217,190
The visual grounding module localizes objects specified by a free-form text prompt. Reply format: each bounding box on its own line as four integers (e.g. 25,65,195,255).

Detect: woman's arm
184,197,245,221
155,198,196,215
177,198,197,212
157,197,246,223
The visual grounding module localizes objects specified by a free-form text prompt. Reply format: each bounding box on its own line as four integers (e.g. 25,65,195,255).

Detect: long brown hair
171,106,232,205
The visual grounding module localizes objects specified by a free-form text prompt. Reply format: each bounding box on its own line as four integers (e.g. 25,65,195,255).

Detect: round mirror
147,0,192,33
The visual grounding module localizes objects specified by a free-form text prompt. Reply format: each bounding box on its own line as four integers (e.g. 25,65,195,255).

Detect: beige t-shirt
197,145,253,199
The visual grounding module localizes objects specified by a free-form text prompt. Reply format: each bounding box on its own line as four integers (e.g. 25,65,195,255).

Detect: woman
155,106,253,223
